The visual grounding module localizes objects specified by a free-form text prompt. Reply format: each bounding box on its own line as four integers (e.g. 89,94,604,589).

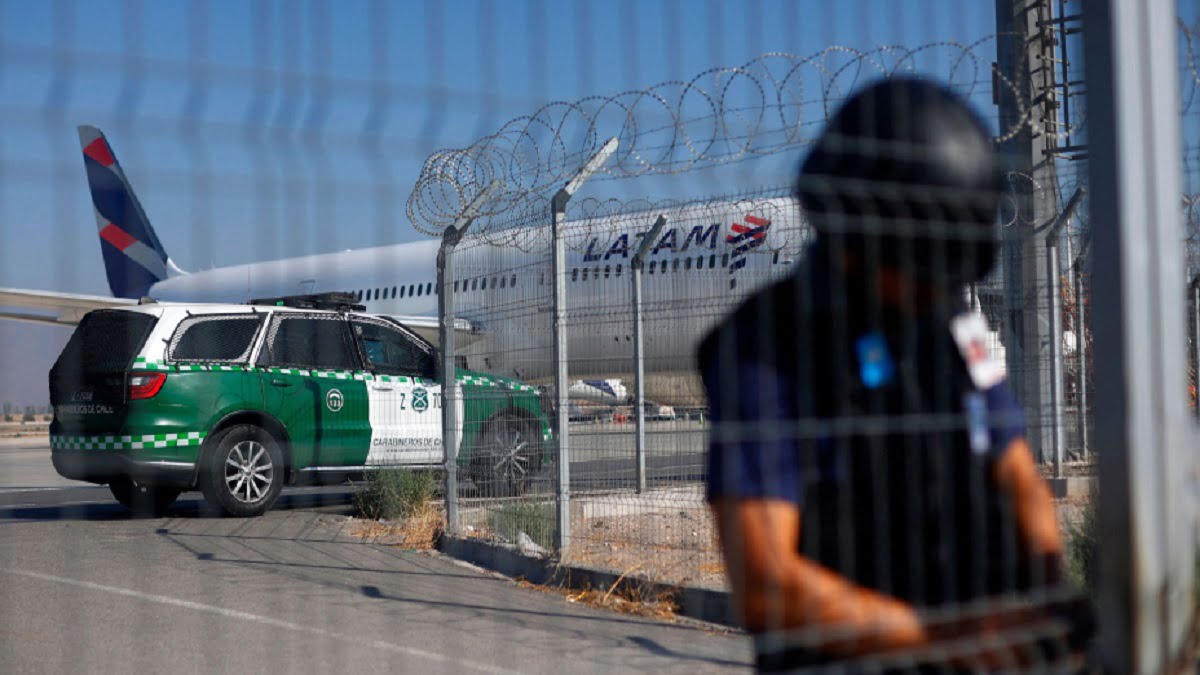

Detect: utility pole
995,0,1061,461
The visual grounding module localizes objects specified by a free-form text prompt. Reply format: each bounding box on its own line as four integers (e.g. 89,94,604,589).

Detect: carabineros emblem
412,387,429,413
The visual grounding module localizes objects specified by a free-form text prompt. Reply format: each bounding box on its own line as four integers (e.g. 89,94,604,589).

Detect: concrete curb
1045,476,1096,499
438,534,733,627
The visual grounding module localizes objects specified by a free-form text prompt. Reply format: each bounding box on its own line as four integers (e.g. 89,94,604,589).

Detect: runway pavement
0,433,747,674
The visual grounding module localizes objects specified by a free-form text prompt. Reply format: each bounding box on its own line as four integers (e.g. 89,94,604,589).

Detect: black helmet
796,77,1002,285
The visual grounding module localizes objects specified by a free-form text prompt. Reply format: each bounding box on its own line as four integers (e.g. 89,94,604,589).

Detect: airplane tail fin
78,125,183,299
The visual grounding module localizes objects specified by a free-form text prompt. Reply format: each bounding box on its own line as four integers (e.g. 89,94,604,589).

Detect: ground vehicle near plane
48,295,551,516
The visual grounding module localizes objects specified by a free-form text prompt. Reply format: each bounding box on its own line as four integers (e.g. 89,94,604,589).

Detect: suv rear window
261,315,359,371
50,310,157,405
54,310,157,375
168,314,265,363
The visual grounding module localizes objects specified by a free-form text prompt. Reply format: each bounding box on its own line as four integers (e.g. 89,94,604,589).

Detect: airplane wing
0,287,136,327
384,314,484,348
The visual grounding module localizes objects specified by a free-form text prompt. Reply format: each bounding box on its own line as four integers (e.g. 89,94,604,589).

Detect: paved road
0,435,749,674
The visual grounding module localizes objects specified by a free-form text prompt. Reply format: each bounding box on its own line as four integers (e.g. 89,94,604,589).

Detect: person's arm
991,436,1065,584
712,497,927,653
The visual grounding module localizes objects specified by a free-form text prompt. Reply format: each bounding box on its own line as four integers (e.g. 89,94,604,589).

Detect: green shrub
488,500,555,551
354,469,436,521
1064,496,1099,594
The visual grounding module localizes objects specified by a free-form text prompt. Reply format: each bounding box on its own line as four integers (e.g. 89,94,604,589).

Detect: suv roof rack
247,292,366,312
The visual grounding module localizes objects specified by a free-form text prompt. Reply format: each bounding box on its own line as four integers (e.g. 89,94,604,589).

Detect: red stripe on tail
83,138,116,167
99,223,138,251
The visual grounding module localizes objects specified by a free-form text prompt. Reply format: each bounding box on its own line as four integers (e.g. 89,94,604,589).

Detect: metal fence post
1044,187,1084,476
1084,1,1195,670
631,215,667,494
1074,259,1089,457
1193,274,1200,418
552,138,619,555
439,181,498,535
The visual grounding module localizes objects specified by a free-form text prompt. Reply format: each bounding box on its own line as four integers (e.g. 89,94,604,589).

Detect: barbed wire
407,38,1032,241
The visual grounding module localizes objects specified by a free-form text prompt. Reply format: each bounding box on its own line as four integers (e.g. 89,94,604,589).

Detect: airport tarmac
0,428,746,674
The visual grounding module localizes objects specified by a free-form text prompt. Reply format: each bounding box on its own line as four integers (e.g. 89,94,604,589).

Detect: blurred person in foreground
699,78,1093,672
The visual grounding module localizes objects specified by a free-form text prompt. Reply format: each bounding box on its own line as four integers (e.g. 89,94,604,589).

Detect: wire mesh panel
2,0,1199,672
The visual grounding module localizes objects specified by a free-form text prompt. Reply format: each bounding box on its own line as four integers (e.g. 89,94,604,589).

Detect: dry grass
517,569,681,622
349,502,444,550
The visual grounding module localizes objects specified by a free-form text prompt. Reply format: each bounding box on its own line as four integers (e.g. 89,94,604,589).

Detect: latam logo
727,215,770,272
581,215,771,272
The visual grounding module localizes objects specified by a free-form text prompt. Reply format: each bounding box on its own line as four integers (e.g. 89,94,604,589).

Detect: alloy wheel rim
224,440,273,504
490,420,531,483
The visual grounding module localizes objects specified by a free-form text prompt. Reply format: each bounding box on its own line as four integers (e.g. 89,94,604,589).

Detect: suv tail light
128,372,166,400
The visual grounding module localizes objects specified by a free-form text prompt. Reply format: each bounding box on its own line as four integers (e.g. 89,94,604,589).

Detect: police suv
49,294,550,516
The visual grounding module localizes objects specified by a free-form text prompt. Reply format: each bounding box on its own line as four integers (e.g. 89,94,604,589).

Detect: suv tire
470,413,542,497
199,425,284,517
109,477,181,515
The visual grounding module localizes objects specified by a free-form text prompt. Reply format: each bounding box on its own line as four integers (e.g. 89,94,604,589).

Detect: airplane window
471,279,478,291
428,283,432,295
400,285,406,298
510,274,516,287
499,276,506,289
416,284,423,297
697,256,705,269
539,273,545,286
481,278,488,290
391,286,397,297
673,258,680,271
709,254,716,268
604,265,611,279
571,269,578,282
615,264,622,277
685,257,692,271
453,281,459,293
489,278,495,291
648,261,656,274
773,251,780,265
408,284,415,296
373,288,380,300
721,253,729,267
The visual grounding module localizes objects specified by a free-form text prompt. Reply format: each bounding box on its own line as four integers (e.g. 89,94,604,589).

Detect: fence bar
631,215,667,494
439,181,498,535
1193,275,1200,418
1046,236,1064,476
552,139,619,554
1084,1,1195,671
1074,260,1089,456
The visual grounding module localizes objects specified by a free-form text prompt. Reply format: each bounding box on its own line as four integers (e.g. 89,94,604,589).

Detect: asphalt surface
0,435,748,674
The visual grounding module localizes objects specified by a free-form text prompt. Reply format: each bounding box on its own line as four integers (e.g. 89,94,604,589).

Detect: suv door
258,313,370,468
349,317,446,467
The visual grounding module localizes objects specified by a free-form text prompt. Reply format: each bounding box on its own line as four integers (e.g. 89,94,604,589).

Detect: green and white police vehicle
49,295,551,516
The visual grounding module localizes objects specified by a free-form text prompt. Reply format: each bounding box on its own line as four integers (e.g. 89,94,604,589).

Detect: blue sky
0,0,998,295
0,0,1096,405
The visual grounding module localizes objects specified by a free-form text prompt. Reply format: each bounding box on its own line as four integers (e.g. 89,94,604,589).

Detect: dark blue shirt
698,248,1033,613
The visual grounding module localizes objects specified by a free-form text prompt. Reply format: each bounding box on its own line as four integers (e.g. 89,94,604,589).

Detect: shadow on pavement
0,488,356,522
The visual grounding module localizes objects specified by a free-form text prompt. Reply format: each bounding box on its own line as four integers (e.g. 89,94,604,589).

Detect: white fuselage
151,198,809,404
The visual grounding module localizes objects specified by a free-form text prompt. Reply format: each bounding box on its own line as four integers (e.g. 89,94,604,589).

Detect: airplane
0,126,811,405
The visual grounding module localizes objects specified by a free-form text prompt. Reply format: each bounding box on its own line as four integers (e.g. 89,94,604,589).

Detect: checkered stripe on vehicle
457,374,537,393
51,431,206,451
265,367,364,380
131,359,250,373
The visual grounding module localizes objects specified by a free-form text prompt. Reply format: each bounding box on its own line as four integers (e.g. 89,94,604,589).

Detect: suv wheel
471,413,541,497
199,425,284,517
109,477,181,516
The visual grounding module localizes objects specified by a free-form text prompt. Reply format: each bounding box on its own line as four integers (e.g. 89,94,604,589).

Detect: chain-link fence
1,0,1198,671
417,0,1199,669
